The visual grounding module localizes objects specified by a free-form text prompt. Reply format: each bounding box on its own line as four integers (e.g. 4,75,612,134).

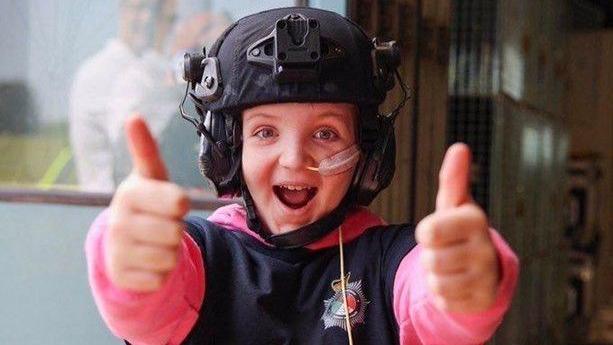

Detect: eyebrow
244,111,350,122
243,113,277,122
317,111,351,121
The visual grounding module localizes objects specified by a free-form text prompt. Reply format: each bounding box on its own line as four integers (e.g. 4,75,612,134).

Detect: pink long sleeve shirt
85,204,518,344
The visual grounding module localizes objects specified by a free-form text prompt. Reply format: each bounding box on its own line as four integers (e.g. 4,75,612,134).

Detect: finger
123,244,180,273
441,291,496,313
420,245,470,274
119,269,165,292
436,142,472,210
416,204,486,248
128,214,185,247
116,177,190,218
125,115,169,181
427,271,474,301
434,295,477,313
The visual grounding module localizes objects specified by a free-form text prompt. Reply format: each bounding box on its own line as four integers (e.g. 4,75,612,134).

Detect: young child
85,7,518,345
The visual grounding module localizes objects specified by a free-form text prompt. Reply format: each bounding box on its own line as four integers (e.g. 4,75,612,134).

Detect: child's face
242,103,357,234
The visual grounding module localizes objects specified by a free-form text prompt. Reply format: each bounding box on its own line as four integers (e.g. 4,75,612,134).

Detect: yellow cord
338,226,354,345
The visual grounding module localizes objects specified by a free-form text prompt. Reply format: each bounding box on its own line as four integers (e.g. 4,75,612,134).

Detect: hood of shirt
207,203,385,250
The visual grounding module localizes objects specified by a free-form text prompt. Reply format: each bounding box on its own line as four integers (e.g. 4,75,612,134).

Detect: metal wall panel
449,0,570,341
349,0,451,225
489,96,569,344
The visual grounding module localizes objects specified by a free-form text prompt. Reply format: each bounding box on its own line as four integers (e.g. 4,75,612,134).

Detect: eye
254,127,277,139
313,128,338,141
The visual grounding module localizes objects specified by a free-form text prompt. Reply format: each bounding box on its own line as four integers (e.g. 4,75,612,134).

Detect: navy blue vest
182,217,416,345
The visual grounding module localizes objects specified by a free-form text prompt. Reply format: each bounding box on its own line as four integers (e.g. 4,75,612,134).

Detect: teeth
281,184,309,191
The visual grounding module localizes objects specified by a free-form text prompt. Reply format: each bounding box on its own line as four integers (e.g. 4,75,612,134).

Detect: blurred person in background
69,0,231,192
68,0,177,192
108,10,231,188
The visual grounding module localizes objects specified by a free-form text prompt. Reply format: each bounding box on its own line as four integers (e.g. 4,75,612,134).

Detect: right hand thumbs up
106,115,190,292
125,114,169,181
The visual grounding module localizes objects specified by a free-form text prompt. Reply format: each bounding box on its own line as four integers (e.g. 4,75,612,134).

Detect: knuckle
433,295,449,311
105,240,120,261
113,179,141,208
430,253,445,272
112,182,129,201
467,272,484,291
473,292,495,310
106,266,120,286
415,223,426,244
153,249,177,271
137,273,162,292
107,212,128,234
148,277,163,291
420,248,433,268
147,250,165,268
465,204,487,226
171,190,190,215
159,183,189,216
110,269,131,290
107,215,122,235
113,277,129,290
446,301,468,313
427,274,444,294
158,250,177,270
168,223,184,245
450,248,467,265
416,215,435,244
116,177,137,198
156,222,183,246
429,227,442,245
472,243,496,265
157,224,182,248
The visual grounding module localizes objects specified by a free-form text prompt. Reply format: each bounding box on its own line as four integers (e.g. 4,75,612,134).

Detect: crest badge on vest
321,273,369,331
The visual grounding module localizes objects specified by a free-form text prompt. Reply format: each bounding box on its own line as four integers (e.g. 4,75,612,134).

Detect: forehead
242,103,357,125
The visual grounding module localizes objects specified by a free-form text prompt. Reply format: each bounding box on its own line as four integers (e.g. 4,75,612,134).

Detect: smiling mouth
273,185,318,209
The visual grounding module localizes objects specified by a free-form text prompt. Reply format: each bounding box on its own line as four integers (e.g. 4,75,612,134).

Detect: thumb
125,115,169,181
436,142,472,210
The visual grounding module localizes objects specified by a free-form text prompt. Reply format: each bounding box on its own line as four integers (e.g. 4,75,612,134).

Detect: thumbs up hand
415,143,499,313
105,116,190,292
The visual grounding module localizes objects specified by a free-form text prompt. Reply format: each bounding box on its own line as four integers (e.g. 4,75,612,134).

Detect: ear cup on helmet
197,111,242,198
353,116,396,206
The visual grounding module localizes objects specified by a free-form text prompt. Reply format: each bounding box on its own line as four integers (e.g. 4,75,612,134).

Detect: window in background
0,0,299,195
307,0,346,15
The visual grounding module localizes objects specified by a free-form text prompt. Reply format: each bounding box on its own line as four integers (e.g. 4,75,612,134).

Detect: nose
278,139,315,171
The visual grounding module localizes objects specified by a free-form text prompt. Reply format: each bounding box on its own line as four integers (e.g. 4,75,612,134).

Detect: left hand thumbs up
416,143,500,313
435,142,472,210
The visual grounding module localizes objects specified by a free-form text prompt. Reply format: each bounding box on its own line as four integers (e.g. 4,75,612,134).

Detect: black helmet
180,7,408,247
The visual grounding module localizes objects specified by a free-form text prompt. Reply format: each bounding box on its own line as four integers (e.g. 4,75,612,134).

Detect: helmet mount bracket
247,13,322,83
196,57,223,102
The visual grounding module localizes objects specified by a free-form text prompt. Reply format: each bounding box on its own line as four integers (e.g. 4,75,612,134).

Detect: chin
269,215,318,235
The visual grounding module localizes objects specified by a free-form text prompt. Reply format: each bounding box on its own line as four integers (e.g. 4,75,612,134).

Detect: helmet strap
240,174,355,249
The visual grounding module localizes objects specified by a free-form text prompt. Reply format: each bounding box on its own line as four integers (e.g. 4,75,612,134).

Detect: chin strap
267,200,350,248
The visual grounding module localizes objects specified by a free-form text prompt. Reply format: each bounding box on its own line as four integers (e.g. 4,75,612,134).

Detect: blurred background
0,0,610,344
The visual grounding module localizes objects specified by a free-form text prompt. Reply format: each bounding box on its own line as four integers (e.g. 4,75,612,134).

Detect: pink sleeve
85,209,206,345
393,229,519,345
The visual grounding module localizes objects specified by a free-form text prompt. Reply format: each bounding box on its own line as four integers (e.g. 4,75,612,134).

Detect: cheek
241,145,271,195
320,170,353,210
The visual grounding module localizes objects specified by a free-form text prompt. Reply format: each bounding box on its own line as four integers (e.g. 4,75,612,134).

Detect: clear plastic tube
306,144,360,176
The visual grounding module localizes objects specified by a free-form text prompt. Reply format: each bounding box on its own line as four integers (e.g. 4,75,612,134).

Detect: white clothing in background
108,50,182,184
69,39,137,192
